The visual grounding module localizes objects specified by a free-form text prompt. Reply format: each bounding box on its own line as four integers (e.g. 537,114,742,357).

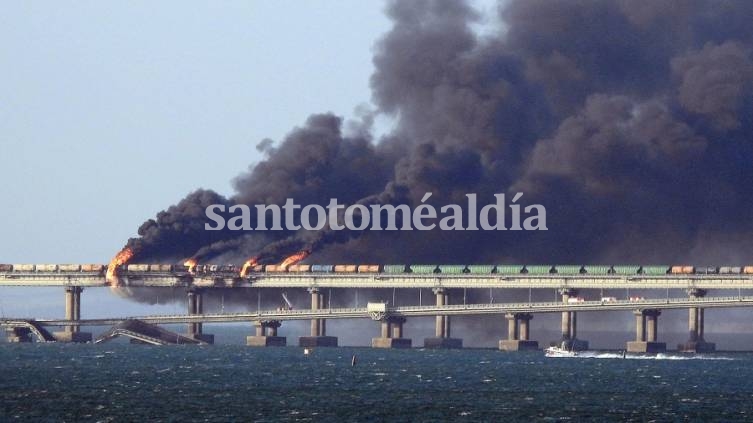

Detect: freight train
0,264,107,273
2,264,753,276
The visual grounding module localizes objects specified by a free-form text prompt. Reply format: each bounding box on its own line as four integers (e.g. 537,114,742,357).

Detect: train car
496,265,524,274
583,265,611,275
640,266,670,275
466,265,494,274
36,264,59,272
171,264,190,273
311,265,334,273
437,265,465,274
408,265,438,274
58,264,82,272
12,264,35,272
522,265,553,274
694,266,718,274
719,266,742,274
744,266,753,274
265,265,288,272
334,265,357,273
670,266,694,274
611,265,640,275
0,264,13,272
554,265,583,275
382,265,406,273
288,264,312,272
357,265,380,273
81,264,105,273
126,264,150,272
148,264,172,272
219,265,236,273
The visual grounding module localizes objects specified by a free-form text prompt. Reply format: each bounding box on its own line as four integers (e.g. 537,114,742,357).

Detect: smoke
119,1,753,329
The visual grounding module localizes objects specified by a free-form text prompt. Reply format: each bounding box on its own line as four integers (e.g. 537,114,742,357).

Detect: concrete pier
246,320,286,346
53,286,92,343
372,316,411,348
499,312,539,351
678,289,716,353
299,288,338,347
555,289,588,350
424,288,463,349
627,309,666,353
185,289,214,344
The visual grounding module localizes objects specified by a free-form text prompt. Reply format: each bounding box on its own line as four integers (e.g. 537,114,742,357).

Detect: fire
106,247,134,286
184,258,198,273
279,250,310,269
240,256,259,278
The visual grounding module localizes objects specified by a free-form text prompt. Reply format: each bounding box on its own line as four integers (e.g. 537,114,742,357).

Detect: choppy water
2,343,753,422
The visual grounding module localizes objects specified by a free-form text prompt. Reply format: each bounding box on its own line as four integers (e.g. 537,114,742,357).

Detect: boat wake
574,351,736,360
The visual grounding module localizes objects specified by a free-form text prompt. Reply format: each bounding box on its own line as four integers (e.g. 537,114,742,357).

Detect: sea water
1,341,753,422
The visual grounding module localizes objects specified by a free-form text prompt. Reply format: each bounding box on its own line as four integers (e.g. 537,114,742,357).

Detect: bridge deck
6,295,753,327
2,272,753,289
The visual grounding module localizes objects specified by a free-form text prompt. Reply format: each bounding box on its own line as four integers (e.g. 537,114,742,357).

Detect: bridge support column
372,317,411,348
500,313,539,351
53,287,91,343
247,320,286,346
299,288,338,347
627,309,666,353
678,289,715,353
424,288,462,349
185,289,214,344
554,289,588,351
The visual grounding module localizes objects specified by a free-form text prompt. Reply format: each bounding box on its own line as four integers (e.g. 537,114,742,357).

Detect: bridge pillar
555,289,588,351
53,287,91,343
299,288,338,347
424,288,462,349
499,313,538,351
627,309,666,353
185,289,214,344
372,316,411,348
247,320,286,347
678,289,715,353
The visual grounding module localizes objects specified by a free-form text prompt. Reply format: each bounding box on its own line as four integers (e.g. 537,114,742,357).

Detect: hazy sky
1,1,391,263
0,1,395,318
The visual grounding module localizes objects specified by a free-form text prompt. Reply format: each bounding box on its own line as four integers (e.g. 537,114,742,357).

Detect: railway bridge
3,269,753,352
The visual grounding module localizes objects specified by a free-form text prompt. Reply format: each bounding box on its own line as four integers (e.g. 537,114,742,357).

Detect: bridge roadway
10,295,753,327
3,272,753,289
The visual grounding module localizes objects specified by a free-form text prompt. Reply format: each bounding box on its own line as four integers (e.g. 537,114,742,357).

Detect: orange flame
279,250,310,270
240,256,259,278
184,258,198,273
106,247,134,286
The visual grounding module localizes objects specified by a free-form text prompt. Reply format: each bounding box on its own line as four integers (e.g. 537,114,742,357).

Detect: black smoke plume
124,0,753,268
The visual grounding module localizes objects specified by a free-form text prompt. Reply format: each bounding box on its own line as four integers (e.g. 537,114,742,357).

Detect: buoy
351,355,357,366
304,348,310,355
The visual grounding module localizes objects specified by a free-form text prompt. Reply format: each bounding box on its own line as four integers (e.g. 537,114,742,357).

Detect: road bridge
3,271,751,352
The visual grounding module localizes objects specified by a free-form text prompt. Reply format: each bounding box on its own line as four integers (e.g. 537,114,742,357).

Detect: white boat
545,345,579,358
